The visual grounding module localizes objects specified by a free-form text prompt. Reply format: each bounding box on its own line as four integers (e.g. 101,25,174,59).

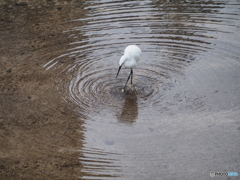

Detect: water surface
44,0,240,179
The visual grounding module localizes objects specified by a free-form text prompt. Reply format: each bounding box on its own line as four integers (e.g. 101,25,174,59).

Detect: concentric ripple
43,0,240,179
44,0,240,117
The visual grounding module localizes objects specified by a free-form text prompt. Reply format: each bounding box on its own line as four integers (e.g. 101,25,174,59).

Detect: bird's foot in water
122,85,136,94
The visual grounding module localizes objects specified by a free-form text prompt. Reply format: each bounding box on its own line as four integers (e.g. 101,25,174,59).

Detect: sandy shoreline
0,1,85,179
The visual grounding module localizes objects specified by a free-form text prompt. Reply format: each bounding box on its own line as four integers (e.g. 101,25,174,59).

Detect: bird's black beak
116,64,122,78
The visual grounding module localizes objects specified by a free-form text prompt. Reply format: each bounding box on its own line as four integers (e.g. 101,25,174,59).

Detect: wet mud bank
0,1,85,179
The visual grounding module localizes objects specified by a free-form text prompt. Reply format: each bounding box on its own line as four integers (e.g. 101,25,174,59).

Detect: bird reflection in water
117,88,138,124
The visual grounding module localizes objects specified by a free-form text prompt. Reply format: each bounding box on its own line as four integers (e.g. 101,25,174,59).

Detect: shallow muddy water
43,0,240,179
1,0,240,179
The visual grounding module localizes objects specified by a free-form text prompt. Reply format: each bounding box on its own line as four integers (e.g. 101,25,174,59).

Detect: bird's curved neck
119,54,130,65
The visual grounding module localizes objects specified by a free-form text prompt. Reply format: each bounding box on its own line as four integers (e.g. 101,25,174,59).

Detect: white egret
116,45,141,91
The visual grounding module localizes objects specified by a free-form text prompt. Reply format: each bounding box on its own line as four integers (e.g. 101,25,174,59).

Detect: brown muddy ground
0,1,86,179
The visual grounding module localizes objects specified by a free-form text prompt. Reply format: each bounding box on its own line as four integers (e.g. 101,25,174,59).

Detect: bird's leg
130,69,133,85
124,69,132,90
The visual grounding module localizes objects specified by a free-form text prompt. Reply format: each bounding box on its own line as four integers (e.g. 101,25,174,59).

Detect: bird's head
116,55,129,78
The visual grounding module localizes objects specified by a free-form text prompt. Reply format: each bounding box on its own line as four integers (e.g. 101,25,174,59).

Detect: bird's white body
119,45,141,68
116,45,141,90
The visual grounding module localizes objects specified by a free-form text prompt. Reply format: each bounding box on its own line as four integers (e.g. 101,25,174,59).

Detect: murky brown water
1,0,240,179
43,0,240,179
